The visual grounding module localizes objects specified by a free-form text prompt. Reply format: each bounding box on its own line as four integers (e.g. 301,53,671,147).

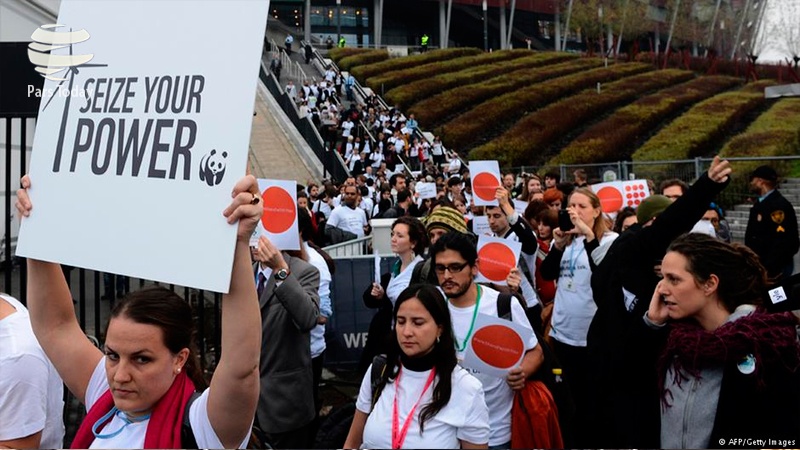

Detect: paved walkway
248,86,317,184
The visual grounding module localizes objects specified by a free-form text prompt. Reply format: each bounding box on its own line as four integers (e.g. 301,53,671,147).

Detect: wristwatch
275,267,291,281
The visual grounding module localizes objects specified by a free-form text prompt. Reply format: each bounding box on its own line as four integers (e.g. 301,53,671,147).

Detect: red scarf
71,371,196,449
658,309,800,404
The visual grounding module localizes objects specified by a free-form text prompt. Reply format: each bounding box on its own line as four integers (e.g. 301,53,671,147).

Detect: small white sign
461,313,532,378
470,160,501,206
513,199,528,215
472,215,492,236
415,181,437,199
251,179,299,251
769,286,788,304
374,253,381,283
16,1,270,293
475,235,522,286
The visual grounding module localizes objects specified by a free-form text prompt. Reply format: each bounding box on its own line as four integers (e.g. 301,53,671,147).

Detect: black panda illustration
199,149,227,186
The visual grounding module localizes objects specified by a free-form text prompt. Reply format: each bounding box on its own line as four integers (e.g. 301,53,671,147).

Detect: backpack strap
370,354,388,410
181,391,202,449
497,293,514,321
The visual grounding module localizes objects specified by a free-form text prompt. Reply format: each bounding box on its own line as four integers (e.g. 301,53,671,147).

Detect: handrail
323,235,372,258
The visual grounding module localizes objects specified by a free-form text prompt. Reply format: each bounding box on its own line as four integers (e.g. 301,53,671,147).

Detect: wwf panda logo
199,149,227,186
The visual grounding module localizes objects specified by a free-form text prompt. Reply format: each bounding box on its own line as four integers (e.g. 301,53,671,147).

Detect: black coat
745,189,799,279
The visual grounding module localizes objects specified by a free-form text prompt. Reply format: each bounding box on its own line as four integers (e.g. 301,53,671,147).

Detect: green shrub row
411,58,603,127
469,69,695,166
631,81,775,162
385,52,577,109
550,75,742,165
350,48,481,80
366,49,531,93
328,48,372,64
338,49,389,72
719,97,800,181
439,62,652,151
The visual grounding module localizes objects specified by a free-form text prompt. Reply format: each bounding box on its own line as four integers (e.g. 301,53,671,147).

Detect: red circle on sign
478,242,516,282
471,325,524,369
472,173,500,202
632,185,639,191
627,200,634,206
626,193,632,199
596,186,623,213
625,185,631,191
261,187,297,233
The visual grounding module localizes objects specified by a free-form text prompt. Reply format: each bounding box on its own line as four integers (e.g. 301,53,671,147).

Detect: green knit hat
425,206,468,234
637,194,672,224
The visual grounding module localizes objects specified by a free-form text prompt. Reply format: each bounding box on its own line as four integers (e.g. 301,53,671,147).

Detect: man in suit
252,234,320,448
746,165,800,280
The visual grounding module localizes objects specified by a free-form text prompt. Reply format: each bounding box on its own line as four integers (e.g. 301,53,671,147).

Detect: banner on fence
16,0,270,293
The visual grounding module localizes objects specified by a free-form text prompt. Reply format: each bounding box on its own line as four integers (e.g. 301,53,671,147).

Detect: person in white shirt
327,184,369,238
430,232,544,448
14,174,263,449
540,187,618,446
0,293,64,449
345,284,490,449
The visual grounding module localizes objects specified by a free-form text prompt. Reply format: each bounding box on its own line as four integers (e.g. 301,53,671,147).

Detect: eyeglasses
434,262,469,274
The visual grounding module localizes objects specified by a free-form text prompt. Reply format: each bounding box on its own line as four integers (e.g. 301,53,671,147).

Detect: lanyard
392,367,437,449
567,239,581,277
450,285,482,352
92,407,151,439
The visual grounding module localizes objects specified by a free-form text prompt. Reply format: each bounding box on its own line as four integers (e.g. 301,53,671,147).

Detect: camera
558,209,575,232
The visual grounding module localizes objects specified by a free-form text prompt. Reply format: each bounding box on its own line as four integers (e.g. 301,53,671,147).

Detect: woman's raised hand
223,175,263,242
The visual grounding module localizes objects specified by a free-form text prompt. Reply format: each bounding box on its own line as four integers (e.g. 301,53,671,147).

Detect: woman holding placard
359,217,427,374
540,187,618,446
344,284,490,449
15,175,262,449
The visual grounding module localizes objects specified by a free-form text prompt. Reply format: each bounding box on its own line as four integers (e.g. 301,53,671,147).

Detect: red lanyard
391,367,436,449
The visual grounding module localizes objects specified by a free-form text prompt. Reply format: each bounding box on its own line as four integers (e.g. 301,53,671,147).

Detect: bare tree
768,0,800,67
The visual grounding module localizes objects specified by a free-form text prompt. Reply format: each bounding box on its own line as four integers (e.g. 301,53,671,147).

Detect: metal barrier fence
509,156,800,210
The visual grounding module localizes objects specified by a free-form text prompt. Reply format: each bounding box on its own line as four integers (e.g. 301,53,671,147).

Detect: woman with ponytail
344,284,489,449
16,174,262,449
645,233,800,448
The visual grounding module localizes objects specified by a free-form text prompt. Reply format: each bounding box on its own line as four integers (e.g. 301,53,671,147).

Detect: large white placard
591,179,651,218
250,179,299,251
16,0,271,293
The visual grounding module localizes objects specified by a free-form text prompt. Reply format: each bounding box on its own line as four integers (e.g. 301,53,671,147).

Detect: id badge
563,278,577,292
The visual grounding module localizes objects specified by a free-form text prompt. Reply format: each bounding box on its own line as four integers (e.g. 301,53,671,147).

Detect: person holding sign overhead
15,174,263,449
540,187,617,447
344,284,490,449
430,232,542,448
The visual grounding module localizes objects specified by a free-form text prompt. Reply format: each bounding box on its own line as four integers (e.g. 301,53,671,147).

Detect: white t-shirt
341,120,355,137
385,255,424,305
0,294,65,449
327,205,368,238
549,232,618,347
356,365,489,449
448,286,538,446
84,358,248,449
306,243,333,359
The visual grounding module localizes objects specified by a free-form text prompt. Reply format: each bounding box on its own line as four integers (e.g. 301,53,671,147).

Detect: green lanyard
450,285,483,352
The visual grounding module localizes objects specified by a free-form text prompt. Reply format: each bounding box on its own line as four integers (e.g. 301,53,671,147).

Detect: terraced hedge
365,49,531,93
469,69,695,166
385,52,577,109
350,48,481,80
632,80,776,162
338,49,389,72
439,62,652,151
328,48,373,64
720,98,800,179
550,75,741,165
411,58,603,127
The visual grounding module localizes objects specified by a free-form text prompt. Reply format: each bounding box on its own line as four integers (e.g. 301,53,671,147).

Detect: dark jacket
585,172,729,447
257,256,320,434
358,272,393,375
745,189,799,279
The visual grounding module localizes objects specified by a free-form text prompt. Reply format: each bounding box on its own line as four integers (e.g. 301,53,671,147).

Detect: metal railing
323,235,372,258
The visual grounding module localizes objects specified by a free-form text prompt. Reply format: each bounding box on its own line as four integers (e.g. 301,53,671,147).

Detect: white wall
0,0,59,41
